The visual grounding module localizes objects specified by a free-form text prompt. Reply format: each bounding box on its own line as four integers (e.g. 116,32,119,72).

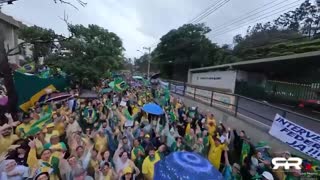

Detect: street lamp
137,47,151,79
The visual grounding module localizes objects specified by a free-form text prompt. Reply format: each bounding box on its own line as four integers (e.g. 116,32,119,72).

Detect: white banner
212,92,235,111
190,70,237,93
175,85,185,95
195,89,211,104
269,114,320,160
170,84,176,92
159,80,169,89
185,86,195,98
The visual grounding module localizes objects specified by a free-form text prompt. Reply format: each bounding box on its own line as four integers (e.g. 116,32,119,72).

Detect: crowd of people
0,76,314,180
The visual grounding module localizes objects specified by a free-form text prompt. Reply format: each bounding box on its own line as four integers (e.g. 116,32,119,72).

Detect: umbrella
44,92,72,103
142,103,164,115
101,88,113,94
150,73,160,79
154,152,223,180
79,90,99,99
132,76,143,80
108,81,115,88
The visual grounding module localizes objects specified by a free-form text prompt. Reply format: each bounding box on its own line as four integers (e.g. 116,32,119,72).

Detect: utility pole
143,47,151,79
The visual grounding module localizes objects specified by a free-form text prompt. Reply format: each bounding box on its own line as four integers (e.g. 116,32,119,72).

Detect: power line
210,1,301,37
191,0,231,24
147,0,230,51
209,0,290,34
188,0,227,23
188,0,223,23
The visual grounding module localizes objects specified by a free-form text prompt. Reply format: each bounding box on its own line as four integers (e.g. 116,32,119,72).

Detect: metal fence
166,80,320,133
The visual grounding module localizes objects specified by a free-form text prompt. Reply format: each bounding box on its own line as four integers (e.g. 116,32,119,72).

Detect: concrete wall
173,94,316,161
0,11,23,65
1,21,19,64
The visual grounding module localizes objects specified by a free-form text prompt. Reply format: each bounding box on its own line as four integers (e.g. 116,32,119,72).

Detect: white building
0,11,24,65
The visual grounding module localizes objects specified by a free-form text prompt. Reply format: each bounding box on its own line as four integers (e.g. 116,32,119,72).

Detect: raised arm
224,150,230,166
113,142,123,163
27,139,39,169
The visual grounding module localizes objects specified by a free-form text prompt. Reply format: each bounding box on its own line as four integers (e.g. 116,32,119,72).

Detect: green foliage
18,25,57,59
233,0,320,60
45,24,125,88
134,54,158,74
152,23,238,80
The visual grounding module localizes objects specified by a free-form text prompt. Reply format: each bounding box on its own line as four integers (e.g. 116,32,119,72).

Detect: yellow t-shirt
94,135,108,152
142,153,161,180
208,135,226,169
54,122,65,136
0,134,18,154
15,120,35,137
132,106,140,116
44,130,60,143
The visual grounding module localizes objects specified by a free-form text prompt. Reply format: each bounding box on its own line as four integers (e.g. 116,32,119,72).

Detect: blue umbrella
142,103,164,115
154,152,223,180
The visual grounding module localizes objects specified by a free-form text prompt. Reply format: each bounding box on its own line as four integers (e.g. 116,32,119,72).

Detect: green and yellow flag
24,111,53,137
16,62,35,73
123,108,133,121
14,71,68,112
19,85,56,112
240,141,251,165
114,78,128,92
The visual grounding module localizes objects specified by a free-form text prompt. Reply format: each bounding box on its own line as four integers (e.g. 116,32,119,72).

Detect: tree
0,0,87,124
46,24,125,88
152,23,235,81
233,34,243,44
134,54,158,74
18,26,58,70
233,0,320,60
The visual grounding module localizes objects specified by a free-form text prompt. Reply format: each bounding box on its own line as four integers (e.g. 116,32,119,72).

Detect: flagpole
143,47,151,79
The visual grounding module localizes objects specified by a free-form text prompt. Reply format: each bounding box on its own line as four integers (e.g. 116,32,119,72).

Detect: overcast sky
2,0,302,58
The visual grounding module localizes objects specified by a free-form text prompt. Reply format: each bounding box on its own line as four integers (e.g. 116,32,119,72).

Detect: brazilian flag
240,141,251,165
24,111,52,137
14,71,68,112
114,78,128,92
16,62,35,73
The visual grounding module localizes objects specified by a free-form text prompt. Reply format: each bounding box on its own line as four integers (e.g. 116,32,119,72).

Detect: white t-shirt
114,158,130,174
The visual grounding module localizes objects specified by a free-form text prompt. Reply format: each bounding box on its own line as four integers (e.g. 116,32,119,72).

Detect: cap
123,166,132,174
46,123,55,128
50,135,59,139
145,134,150,138
262,171,274,180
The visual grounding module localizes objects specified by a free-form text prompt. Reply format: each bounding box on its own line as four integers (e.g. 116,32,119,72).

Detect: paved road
237,97,320,133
